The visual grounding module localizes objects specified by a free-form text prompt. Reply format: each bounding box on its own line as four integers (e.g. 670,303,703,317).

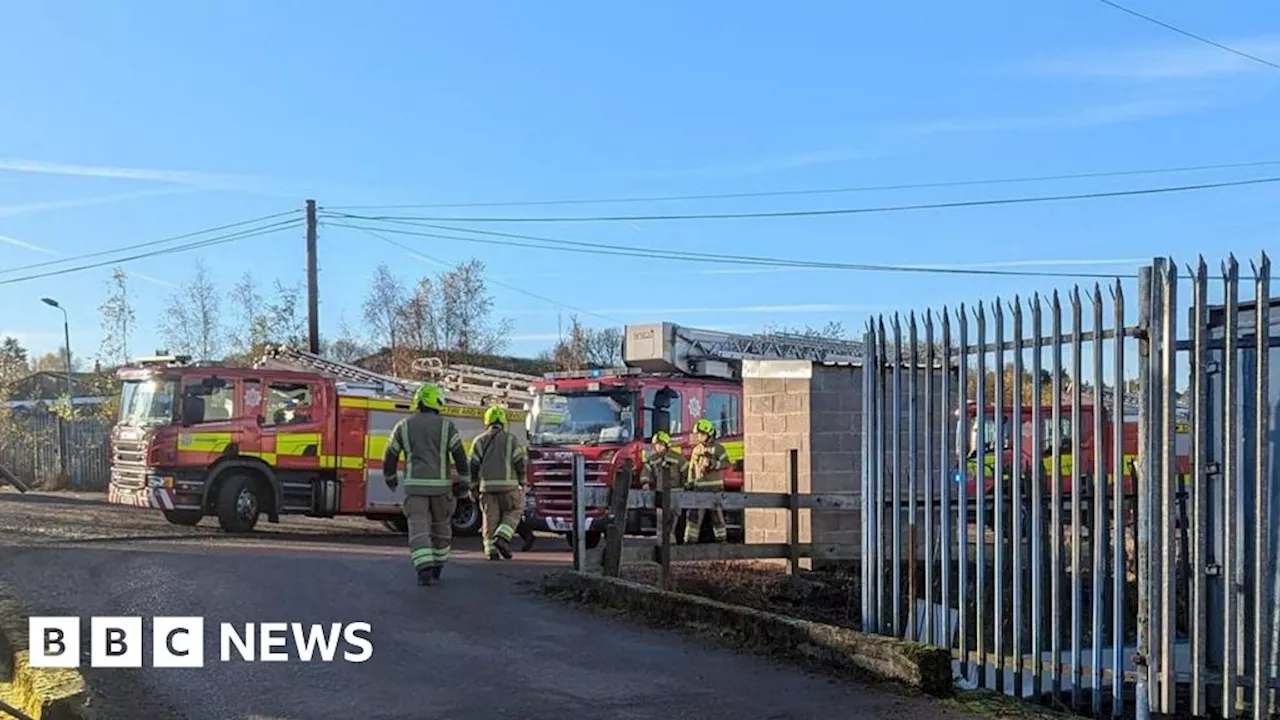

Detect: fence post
1135,264,1153,720
572,453,587,572
657,485,672,589
601,462,633,577
788,448,800,576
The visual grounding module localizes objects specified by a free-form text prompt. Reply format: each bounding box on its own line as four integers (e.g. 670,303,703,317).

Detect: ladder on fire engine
255,346,535,408
412,357,538,407
255,346,419,397
621,322,866,380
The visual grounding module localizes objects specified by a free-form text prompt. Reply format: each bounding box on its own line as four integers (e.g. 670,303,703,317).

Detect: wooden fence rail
571,448,860,588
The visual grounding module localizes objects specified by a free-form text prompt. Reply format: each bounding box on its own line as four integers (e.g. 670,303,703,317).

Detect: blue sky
0,0,1277,365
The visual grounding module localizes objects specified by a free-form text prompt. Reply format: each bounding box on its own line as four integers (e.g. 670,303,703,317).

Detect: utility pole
305,199,320,354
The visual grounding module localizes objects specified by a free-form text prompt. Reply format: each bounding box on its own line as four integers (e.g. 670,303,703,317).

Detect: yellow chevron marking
178,432,233,453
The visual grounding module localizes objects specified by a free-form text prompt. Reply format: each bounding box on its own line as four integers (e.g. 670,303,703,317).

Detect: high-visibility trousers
480,487,524,555
404,494,456,569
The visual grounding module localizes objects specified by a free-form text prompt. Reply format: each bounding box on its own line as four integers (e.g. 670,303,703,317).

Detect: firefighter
684,418,730,544
383,383,471,586
468,405,528,560
639,430,687,544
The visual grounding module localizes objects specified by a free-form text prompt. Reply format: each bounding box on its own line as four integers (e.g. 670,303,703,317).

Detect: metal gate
861,253,1277,718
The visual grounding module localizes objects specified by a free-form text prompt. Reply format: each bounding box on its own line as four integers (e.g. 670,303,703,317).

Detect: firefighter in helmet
639,430,687,544
469,404,528,560
684,417,729,544
383,383,471,586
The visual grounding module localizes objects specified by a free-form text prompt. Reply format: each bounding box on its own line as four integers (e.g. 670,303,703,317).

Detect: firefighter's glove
384,474,399,492
451,481,471,499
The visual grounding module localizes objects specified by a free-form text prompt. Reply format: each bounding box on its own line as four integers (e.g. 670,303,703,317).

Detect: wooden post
602,462,633,577
572,453,587,572
788,448,800,575
658,487,674,589
305,199,320,354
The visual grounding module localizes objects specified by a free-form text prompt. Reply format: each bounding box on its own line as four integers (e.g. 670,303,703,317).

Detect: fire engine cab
106,350,528,533
523,322,865,547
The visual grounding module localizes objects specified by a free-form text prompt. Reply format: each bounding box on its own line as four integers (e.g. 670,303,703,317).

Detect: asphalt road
0,489,976,720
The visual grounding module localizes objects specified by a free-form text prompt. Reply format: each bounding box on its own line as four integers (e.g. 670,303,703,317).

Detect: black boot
518,522,535,552
431,565,442,581
495,536,512,560
417,568,434,586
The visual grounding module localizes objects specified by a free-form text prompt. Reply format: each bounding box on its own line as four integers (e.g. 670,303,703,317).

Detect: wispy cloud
675,148,883,179
0,189,188,219
501,303,885,317
1029,37,1280,80
124,269,177,289
0,233,58,255
0,158,283,196
509,333,564,343
898,97,1209,138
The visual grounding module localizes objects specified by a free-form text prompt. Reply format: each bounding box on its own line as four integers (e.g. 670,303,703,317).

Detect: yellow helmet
413,383,446,411
484,405,508,427
694,418,716,437
651,430,671,447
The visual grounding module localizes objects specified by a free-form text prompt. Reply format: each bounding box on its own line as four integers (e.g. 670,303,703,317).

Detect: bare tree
265,280,307,348
398,276,440,351
326,313,369,363
158,259,222,359
438,259,512,355
549,316,623,370
363,264,407,371
762,320,848,339
32,349,81,373
98,267,136,367
227,271,271,354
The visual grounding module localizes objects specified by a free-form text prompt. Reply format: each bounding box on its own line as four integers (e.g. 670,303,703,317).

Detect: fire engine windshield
529,391,636,446
117,378,177,427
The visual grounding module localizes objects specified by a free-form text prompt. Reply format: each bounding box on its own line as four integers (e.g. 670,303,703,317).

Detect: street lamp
40,298,73,396
40,297,73,484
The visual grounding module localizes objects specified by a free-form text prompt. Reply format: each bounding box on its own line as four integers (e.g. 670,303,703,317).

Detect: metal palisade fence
0,408,112,490
861,253,1277,719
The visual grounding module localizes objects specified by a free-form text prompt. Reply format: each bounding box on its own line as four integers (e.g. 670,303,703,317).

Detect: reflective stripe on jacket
640,450,688,491
383,411,468,497
468,426,527,492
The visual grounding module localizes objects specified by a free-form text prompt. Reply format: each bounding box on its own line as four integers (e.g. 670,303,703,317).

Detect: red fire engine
105,351,527,533
522,322,865,548
957,396,1191,525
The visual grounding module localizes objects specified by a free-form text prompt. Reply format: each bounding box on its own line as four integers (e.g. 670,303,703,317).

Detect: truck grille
529,453,612,517
112,439,148,489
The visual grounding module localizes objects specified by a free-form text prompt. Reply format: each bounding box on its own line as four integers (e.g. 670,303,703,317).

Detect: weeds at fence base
619,561,863,630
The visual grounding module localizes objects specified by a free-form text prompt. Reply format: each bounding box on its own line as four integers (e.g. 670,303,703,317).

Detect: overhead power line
0,210,303,277
1094,0,1280,71
338,175,1280,224
322,217,1137,280
0,219,303,287
324,158,1280,211
350,225,618,323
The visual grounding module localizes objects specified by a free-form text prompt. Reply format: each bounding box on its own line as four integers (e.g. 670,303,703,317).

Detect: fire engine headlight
525,493,536,510
147,475,175,489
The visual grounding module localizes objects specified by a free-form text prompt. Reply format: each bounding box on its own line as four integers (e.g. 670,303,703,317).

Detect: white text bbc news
28,617,373,668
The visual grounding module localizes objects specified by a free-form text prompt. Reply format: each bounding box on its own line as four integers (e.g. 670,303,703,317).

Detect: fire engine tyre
565,531,602,550
215,473,263,533
382,516,409,533
162,509,203,526
452,497,482,537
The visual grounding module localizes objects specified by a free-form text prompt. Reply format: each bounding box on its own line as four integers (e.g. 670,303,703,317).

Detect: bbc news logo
29,617,373,668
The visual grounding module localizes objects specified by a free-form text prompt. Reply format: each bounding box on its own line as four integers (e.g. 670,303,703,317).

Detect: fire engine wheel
565,531,602,550
216,474,262,533
162,509,203,526
382,516,409,533
452,497,482,537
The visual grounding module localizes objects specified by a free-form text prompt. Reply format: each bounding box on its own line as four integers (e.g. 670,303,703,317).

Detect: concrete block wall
742,359,960,569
